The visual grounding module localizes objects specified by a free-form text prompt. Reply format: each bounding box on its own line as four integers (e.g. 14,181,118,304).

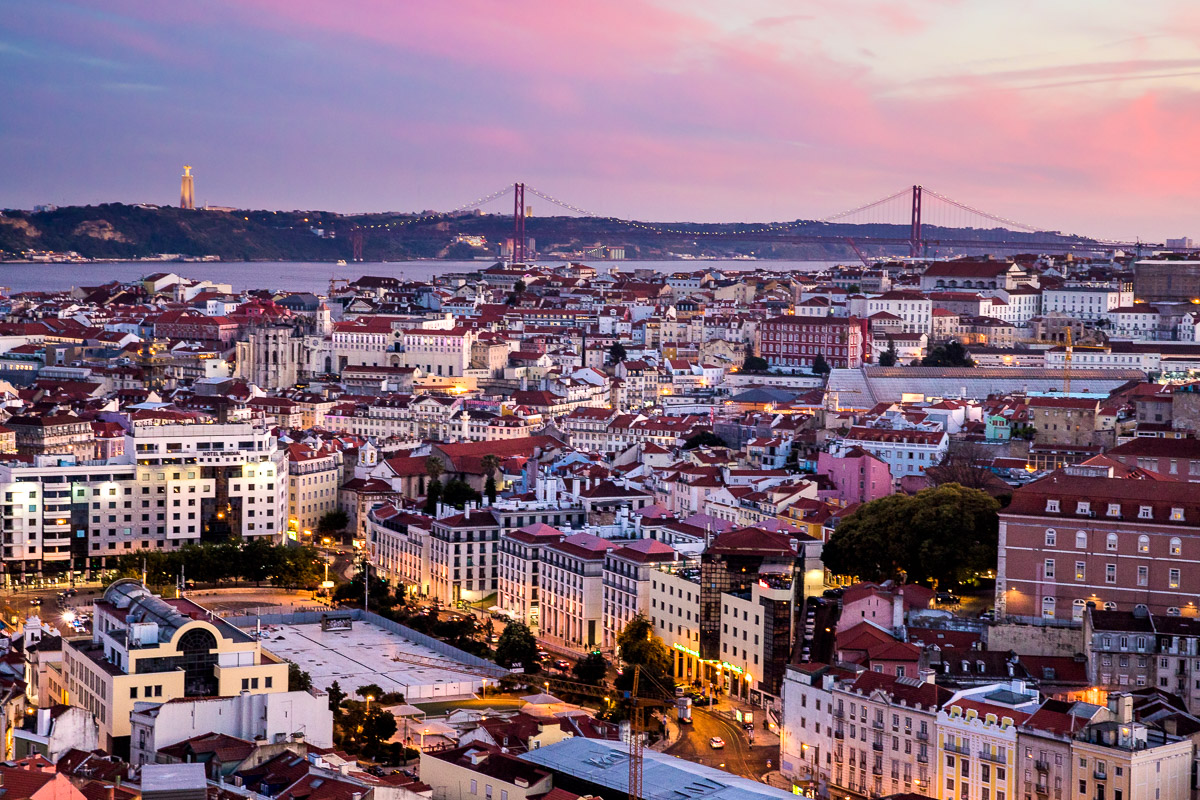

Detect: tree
821,483,1000,587
922,340,974,367
608,341,627,365
930,440,998,491
879,336,898,367
514,279,527,294
424,456,445,514
683,431,727,450
742,344,769,373
812,354,831,375
614,615,673,701
480,454,502,504
357,683,384,700
443,478,481,509
318,509,349,535
494,621,540,673
573,651,610,685
359,708,398,757
288,661,312,692
241,537,276,585
327,681,347,718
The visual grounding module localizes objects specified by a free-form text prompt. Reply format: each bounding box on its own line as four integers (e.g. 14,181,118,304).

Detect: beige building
286,442,343,538
540,533,610,652
420,745,554,800
63,580,287,753
1073,695,1193,800
235,325,304,390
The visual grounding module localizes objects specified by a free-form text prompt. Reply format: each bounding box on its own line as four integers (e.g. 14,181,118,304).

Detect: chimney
891,597,904,632
1116,693,1134,725
918,668,936,684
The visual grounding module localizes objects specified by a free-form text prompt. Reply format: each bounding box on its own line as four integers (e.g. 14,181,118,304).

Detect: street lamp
366,695,374,713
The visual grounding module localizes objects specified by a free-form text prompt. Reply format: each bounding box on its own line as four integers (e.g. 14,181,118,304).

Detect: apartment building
1084,608,1200,713
832,671,949,799
497,523,565,635
758,316,865,370
938,683,1041,800
64,580,286,755
366,504,433,595
8,414,95,461
601,538,678,651
285,442,342,537
780,663,857,791
539,533,611,652
1042,288,1131,321
866,291,932,334
648,558,704,681
829,427,949,485
996,474,1200,621
1073,695,1192,800
429,507,501,607
402,326,476,378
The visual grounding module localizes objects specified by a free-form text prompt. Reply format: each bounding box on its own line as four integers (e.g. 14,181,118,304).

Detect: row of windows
1043,501,1186,521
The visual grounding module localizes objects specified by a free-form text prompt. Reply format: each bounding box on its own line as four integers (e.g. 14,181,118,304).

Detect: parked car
935,591,960,605
822,587,843,599
710,737,725,749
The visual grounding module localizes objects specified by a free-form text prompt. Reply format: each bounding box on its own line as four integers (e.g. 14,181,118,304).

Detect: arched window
1170,537,1182,556
1138,535,1150,553
1106,533,1118,551
177,628,219,697
1045,529,1057,546
1041,597,1056,619
1075,531,1087,549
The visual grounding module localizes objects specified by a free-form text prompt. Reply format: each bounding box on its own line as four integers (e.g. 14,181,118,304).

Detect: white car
709,737,725,749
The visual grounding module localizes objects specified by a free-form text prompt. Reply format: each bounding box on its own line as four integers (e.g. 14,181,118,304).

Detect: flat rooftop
259,618,486,700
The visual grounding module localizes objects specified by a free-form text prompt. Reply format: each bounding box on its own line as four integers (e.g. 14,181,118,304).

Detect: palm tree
424,456,446,514
480,454,502,504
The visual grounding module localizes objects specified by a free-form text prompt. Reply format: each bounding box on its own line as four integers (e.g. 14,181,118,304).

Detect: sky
2,1,1200,241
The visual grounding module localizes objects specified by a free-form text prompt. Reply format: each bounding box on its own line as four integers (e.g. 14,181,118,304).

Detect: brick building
758,316,866,370
997,473,1200,622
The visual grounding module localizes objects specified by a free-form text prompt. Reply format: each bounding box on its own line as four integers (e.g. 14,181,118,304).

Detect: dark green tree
359,708,398,757
879,336,898,367
742,347,770,373
812,354,832,375
608,341,627,365
481,454,502,504
683,431,727,450
613,615,673,700
922,340,975,367
357,683,384,700
494,621,541,673
821,483,1000,586
443,479,481,509
318,509,349,535
572,651,610,685
327,681,347,718
424,456,445,514
288,661,313,692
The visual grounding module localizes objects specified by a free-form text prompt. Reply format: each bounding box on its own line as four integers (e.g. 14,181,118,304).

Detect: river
0,259,844,294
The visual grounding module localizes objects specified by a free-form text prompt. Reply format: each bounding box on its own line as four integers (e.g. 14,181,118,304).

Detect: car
29,598,41,606
709,737,725,749
935,591,961,604
553,659,571,671
822,588,843,599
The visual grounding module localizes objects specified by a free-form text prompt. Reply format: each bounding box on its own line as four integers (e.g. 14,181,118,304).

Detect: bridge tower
350,229,364,262
512,182,527,263
909,184,923,258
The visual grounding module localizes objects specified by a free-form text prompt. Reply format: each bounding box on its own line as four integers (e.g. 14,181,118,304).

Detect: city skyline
3,2,1200,240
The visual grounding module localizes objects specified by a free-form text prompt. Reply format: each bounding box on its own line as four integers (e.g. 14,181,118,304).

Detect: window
1106,503,1120,517
1106,564,1116,584
1169,569,1180,589
1171,508,1185,522
1044,559,1055,580
1138,535,1149,553
1045,529,1057,546
1042,597,1056,618
1046,500,1060,513
1075,531,1087,549
1138,505,1153,520
1170,537,1182,556
1075,562,1086,582
1077,501,1090,515
470,780,477,796
1106,533,1117,551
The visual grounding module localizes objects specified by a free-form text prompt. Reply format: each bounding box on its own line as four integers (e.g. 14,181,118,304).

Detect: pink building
817,446,892,506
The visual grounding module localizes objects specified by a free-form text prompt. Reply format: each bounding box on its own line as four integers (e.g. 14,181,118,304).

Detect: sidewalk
708,694,781,750
649,711,682,752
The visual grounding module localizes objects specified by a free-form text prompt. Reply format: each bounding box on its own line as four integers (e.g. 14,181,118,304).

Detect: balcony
872,719,885,730
1093,770,1107,781
832,708,845,719
917,753,928,764
871,764,884,776
1035,785,1049,796
916,730,930,741
979,751,1006,765
944,741,971,756
1035,760,1050,773
872,742,884,751
834,729,845,739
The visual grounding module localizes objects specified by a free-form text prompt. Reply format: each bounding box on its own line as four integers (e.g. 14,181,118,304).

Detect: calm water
0,259,843,294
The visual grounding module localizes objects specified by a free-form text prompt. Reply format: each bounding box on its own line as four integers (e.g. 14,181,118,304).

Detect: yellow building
1073,695,1193,800
63,580,287,754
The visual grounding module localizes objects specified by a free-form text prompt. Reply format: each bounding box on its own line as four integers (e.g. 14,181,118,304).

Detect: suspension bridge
344,183,1154,262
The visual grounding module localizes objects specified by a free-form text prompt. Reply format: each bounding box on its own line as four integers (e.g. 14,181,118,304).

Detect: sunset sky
3,1,1200,240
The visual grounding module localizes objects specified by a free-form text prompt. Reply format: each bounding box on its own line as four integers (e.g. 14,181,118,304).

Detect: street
666,708,777,780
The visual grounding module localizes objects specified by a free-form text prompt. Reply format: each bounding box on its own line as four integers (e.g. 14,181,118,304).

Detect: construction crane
1063,327,1073,395
629,665,644,800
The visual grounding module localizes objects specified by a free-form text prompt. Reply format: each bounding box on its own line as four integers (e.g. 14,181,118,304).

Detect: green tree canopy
922,340,975,367
287,661,312,692
494,621,541,673
318,509,349,534
614,615,673,700
572,651,610,685
821,483,1000,586
812,354,831,375
608,342,627,365
683,431,727,450
879,336,898,367
443,478,482,509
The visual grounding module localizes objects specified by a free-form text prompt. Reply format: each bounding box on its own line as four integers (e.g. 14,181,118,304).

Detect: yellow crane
1063,327,1073,395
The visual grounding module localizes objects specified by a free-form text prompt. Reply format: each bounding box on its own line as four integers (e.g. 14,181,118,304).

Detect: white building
1042,287,1132,321
129,690,334,766
601,538,679,651
497,523,565,635
540,532,611,652
828,427,948,485
286,442,343,537
865,292,932,335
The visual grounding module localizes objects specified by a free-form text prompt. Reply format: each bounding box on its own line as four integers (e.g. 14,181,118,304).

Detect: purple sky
3,1,1200,240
